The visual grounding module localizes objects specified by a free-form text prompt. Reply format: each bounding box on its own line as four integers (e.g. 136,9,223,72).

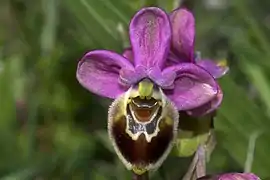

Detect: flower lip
107,88,179,173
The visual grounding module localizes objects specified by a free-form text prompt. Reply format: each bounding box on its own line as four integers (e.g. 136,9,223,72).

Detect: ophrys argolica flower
76,7,219,175
121,10,229,174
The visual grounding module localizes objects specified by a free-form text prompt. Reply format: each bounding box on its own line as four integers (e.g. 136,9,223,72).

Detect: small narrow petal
129,7,171,69
76,50,136,99
162,63,218,111
170,8,195,62
197,59,229,79
187,85,223,117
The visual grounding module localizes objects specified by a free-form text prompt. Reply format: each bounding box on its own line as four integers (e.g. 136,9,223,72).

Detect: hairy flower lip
108,87,179,173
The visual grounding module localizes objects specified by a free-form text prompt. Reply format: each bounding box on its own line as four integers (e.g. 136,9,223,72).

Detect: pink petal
187,85,223,116
76,50,136,99
129,7,171,70
163,63,218,110
197,59,229,79
170,8,195,62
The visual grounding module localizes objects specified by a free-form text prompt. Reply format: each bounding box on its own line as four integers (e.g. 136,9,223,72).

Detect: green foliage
0,0,270,179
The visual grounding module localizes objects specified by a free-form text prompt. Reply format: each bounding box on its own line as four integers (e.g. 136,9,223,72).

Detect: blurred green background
0,0,270,179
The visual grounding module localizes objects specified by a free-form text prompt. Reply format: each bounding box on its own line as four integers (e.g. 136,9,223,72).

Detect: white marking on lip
125,96,162,142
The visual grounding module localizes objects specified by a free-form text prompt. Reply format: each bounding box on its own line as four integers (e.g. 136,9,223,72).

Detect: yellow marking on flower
138,79,154,99
132,166,147,175
165,117,173,126
217,59,228,67
159,117,173,130
112,97,127,122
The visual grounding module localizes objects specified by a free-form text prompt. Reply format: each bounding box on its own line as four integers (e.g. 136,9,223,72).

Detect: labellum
108,79,179,175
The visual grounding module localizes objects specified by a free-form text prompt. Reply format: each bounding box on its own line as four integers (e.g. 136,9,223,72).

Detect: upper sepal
129,7,171,70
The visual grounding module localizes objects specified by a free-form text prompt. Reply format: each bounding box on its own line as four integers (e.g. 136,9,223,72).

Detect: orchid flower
123,8,229,117
76,7,219,174
197,173,260,180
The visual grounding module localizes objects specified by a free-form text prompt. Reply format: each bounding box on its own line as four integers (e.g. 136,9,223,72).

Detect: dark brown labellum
108,89,179,174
